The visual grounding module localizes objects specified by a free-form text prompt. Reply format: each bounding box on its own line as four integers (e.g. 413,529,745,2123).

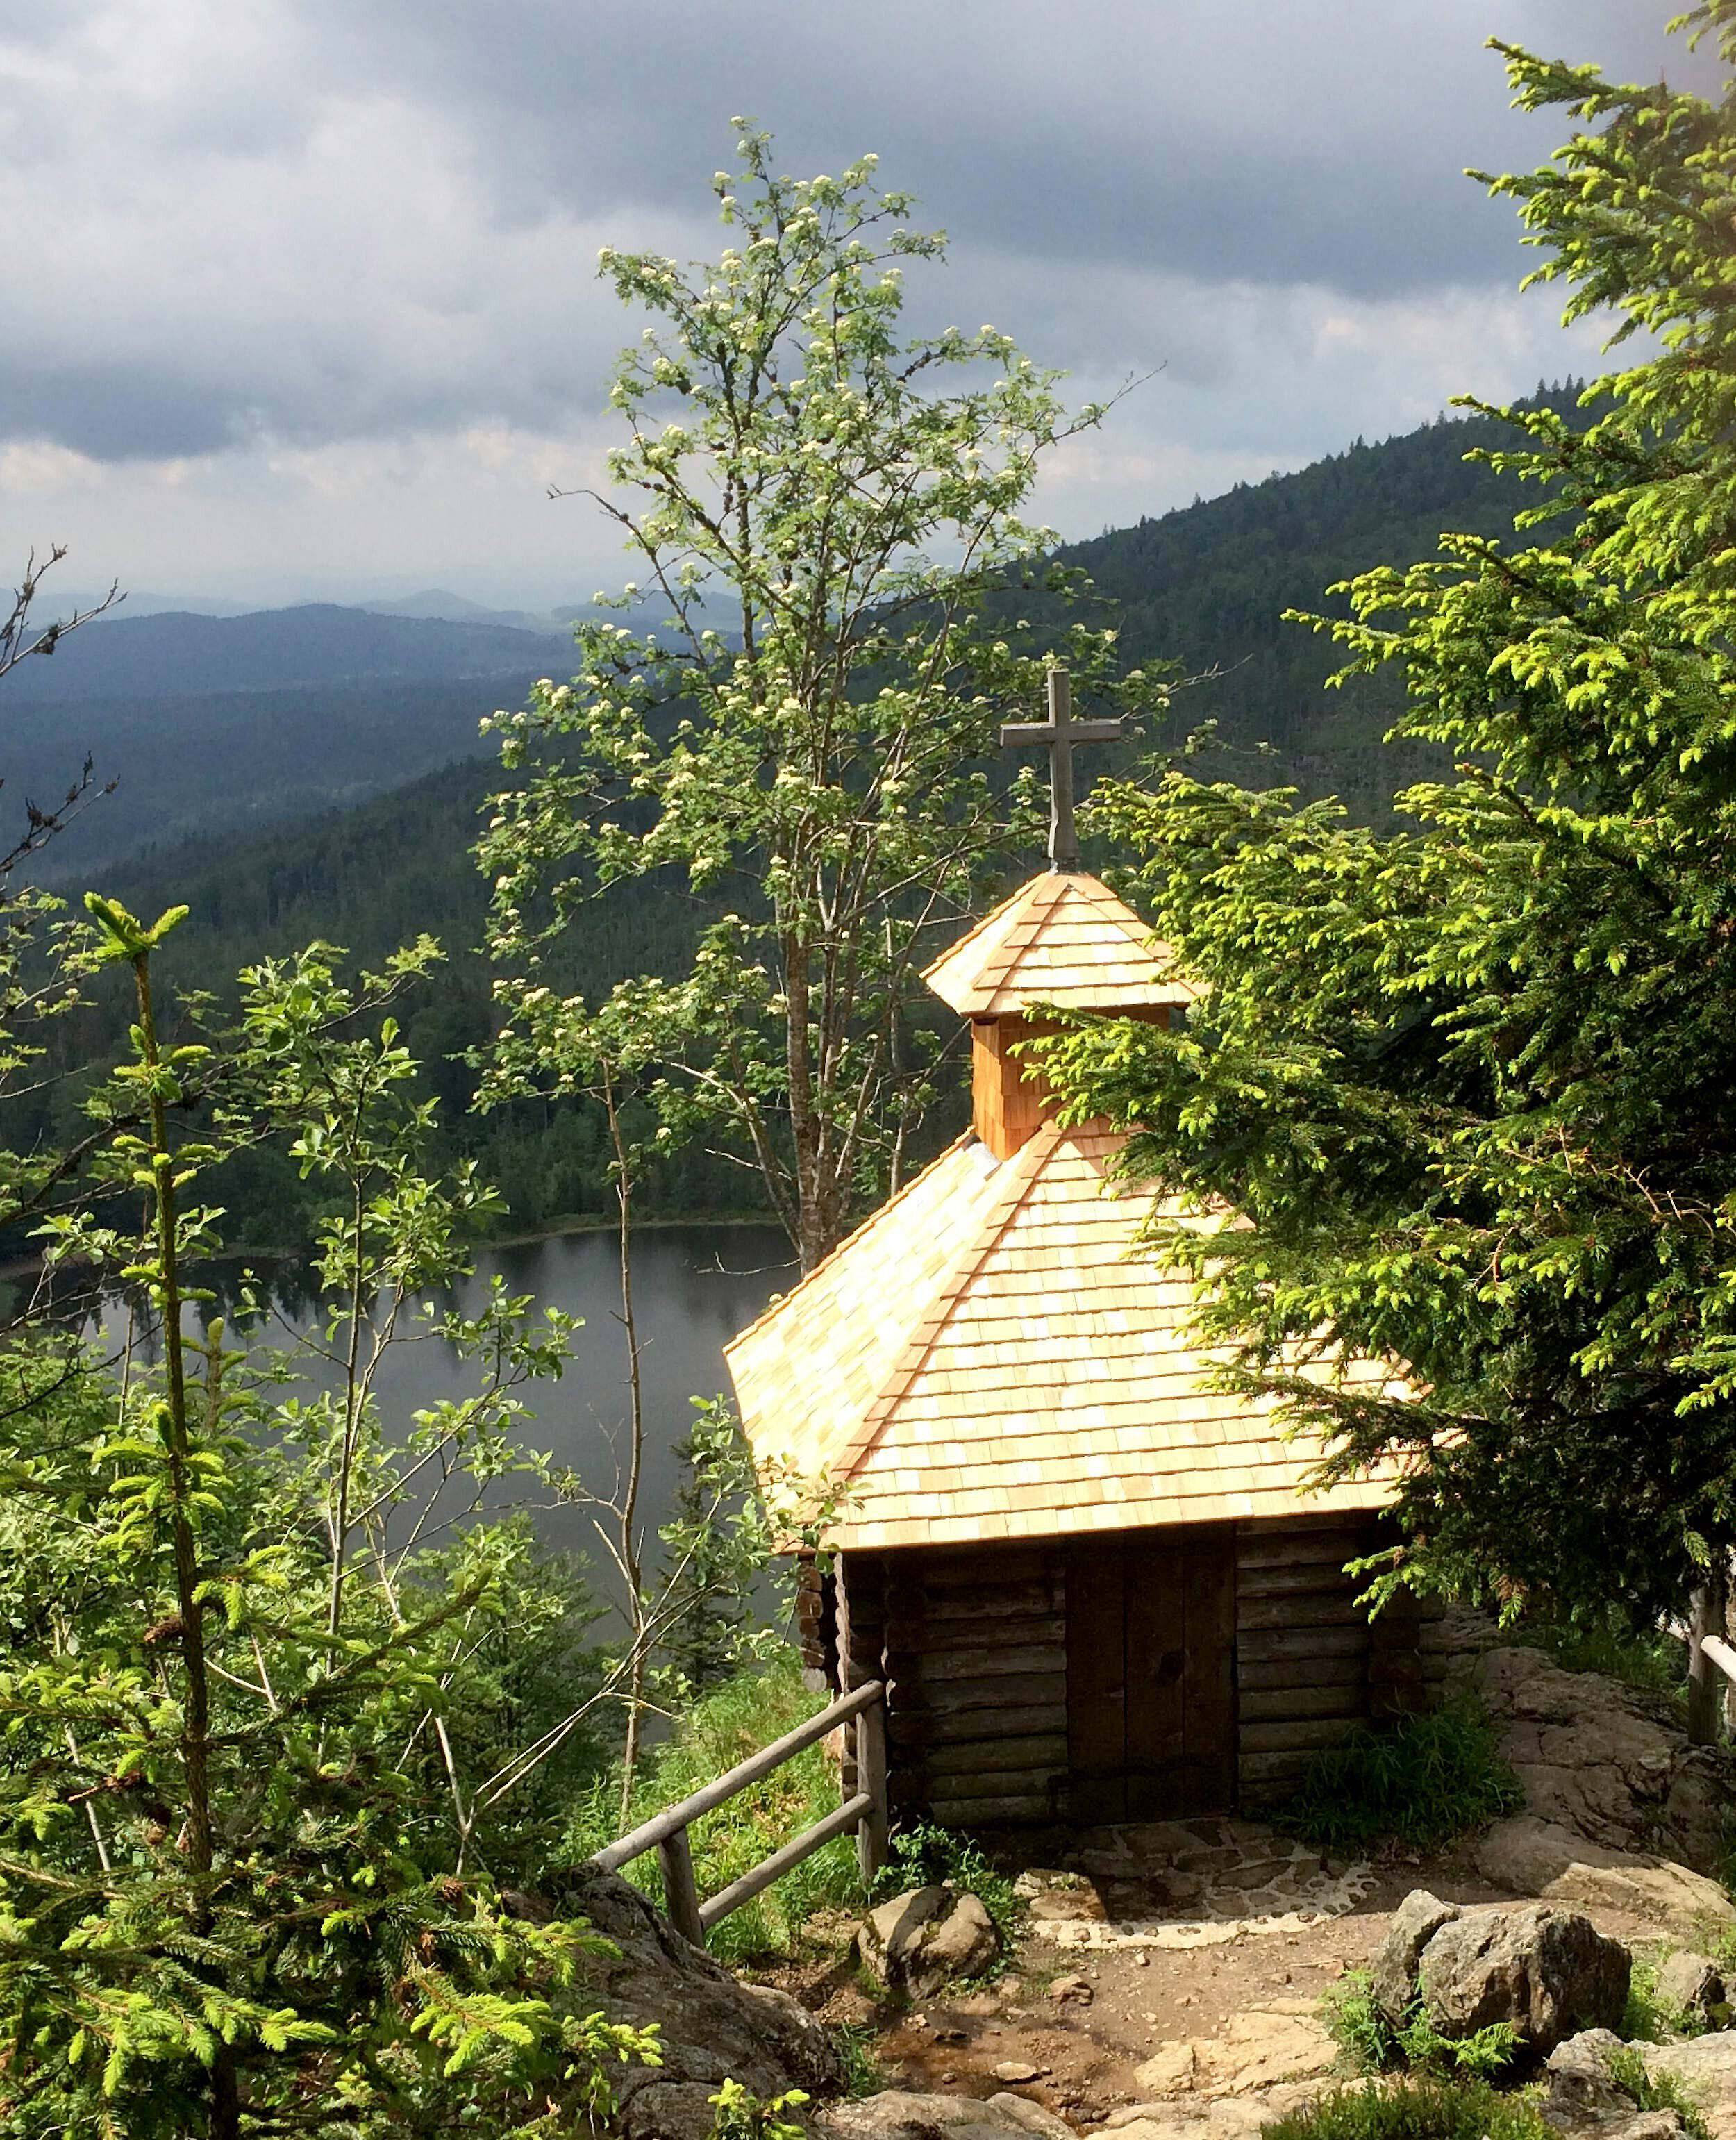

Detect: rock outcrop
1097,2081,1367,2140
1130,2005,1338,2098
1371,1889,1629,2055
1656,1949,1730,2030
860,1888,1000,1998
819,2093,1074,2140
1476,1649,1736,1875
1474,1816,1735,1939
1542,2030,1700,2140
1643,2033,1736,2140
552,1864,843,2140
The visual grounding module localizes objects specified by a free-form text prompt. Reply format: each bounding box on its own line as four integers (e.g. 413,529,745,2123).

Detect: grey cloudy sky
0,0,1707,608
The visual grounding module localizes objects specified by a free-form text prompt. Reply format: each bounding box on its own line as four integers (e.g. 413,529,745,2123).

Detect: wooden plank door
1066,1526,1237,1820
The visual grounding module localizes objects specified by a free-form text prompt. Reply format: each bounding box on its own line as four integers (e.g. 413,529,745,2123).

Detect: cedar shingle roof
924,870,1199,1017
724,867,1402,1550
725,1114,1402,1551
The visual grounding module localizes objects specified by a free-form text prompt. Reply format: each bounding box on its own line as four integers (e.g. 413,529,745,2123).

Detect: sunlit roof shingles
728,874,1402,1549
923,871,1197,1017
827,1116,1401,1545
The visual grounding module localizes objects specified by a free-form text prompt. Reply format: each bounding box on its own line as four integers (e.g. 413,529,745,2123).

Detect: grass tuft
1262,2075,1551,2140
831,2023,887,2099
1277,1701,1524,1855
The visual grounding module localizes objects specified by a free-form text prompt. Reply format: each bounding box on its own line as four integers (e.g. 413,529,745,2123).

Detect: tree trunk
606,1074,650,1820
132,949,232,2140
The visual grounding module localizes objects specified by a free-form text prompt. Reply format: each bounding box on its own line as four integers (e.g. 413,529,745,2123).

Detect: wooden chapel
724,675,1443,1827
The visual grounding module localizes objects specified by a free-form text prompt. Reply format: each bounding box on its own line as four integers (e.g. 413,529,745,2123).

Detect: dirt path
760,1818,1671,2128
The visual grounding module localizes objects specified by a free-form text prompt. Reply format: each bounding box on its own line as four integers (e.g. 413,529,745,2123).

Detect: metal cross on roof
1000,665,1124,872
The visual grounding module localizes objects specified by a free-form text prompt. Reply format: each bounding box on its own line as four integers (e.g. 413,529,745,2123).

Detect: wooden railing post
660,1826,705,1948
1689,1568,1729,1746
591,1679,887,1947
855,1693,889,1884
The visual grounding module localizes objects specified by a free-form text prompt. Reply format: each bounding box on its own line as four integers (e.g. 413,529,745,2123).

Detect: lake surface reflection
93,1223,796,1560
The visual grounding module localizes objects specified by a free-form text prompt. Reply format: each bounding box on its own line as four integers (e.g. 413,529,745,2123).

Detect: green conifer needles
1037,8,1736,1627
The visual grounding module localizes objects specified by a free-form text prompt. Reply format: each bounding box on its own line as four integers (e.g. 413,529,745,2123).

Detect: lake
90,1222,797,1563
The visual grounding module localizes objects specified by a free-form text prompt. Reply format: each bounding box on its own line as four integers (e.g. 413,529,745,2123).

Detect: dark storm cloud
2,362,257,462
0,0,1719,604
312,0,1707,301
0,0,1711,469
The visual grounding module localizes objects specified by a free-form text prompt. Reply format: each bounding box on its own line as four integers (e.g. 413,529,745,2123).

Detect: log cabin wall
1236,1513,1446,1811
839,1544,1069,1825
837,1518,1445,1825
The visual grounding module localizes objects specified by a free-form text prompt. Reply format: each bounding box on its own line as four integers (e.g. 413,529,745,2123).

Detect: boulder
1476,1648,1736,1875
860,1889,999,1998
1132,2043,1198,2097
1102,2082,1369,2140
1417,1902,1630,2054
819,2093,1074,2140
1656,1948,1730,2030
1475,1817,1736,1939
1543,2030,1635,2127
1370,1890,1460,2021
1642,2032,1736,2140
547,1864,842,2140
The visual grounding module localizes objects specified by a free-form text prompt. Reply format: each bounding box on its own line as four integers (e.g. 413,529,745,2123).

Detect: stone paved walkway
1016,1816,1374,1952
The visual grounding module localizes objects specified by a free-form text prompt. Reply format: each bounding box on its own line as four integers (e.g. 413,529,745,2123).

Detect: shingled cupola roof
924,869,1199,1018
925,870,1200,1161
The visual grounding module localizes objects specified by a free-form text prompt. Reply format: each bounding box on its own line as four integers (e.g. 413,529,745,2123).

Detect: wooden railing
589,1680,888,1949
1703,1636,1736,1682
1687,1618,1735,1744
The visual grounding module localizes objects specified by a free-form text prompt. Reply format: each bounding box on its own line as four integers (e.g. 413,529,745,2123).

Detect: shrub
1321,1971,1397,2074
1323,1972,1520,2080
1619,1949,1702,2044
708,2080,811,2140
562,1651,865,1963
870,1820,1023,1946
1262,2075,1550,2140
1278,1702,1524,1854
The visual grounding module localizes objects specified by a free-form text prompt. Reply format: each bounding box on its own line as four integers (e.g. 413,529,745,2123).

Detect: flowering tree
483,124,1167,1270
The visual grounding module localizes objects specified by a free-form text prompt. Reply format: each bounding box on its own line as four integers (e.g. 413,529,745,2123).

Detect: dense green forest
1063,399,1546,765
10,24,1736,2127
32,400,1542,1253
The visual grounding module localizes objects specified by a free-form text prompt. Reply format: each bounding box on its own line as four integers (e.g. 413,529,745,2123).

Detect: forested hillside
11,603,574,872
1041,397,1554,816
37,399,1539,1248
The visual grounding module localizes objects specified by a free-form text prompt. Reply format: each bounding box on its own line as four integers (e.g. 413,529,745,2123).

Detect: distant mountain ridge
359,590,597,634
1,601,595,879
4,601,574,703
17,401,1545,886
47,399,1543,1243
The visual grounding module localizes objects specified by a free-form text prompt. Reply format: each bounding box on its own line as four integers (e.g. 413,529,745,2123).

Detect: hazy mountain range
10,404,1534,884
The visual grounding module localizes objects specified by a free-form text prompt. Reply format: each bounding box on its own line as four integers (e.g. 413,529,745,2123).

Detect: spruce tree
1041,7,1736,1658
